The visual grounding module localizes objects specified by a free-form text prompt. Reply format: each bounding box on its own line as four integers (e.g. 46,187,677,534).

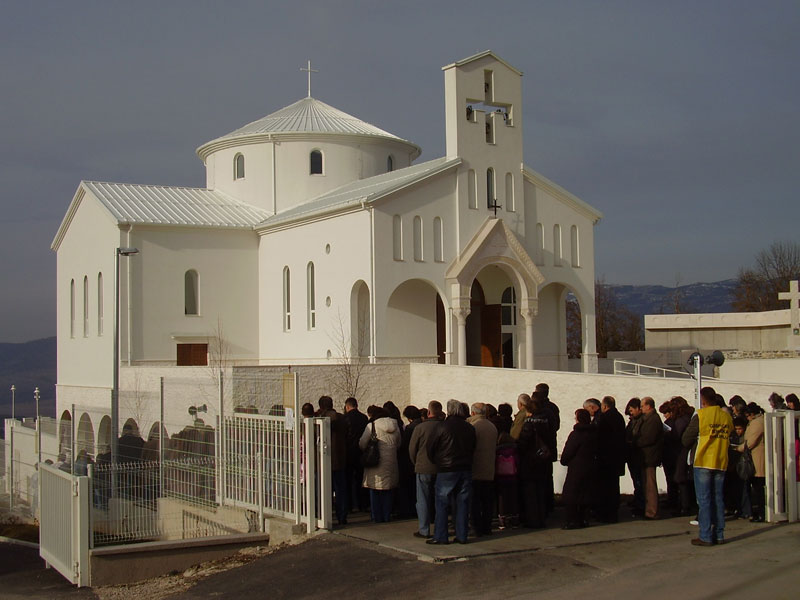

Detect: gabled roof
197,96,421,159
257,156,461,231
442,50,523,76
522,166,603,224
52,181,268,250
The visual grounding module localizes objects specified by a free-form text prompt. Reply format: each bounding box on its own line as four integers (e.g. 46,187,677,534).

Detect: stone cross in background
779,279,800,346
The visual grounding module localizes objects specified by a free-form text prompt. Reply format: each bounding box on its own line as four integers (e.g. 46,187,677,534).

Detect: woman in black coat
669,397,695,516
517,392,553,529
560,408,598,529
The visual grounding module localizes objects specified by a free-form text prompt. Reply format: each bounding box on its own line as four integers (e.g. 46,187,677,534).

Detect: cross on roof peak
300,60,319,98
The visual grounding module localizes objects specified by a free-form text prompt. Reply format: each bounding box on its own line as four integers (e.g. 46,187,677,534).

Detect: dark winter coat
343,408,368,466
426,415,477,473
319,408,347,471
560,423,598,505
595,407,626,476
670,412,693,483
517,412,553,482
637,410,664,468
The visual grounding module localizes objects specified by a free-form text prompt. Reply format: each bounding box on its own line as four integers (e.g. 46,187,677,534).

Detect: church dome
197,97,420,159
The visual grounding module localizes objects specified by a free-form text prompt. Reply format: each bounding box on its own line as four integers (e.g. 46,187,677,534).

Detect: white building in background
51,51,602,443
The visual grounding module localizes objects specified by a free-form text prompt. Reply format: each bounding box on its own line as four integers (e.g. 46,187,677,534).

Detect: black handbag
360,421,380,468
736,445,756,481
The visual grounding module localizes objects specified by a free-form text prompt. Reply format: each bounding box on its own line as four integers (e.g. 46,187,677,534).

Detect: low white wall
719,358,800,386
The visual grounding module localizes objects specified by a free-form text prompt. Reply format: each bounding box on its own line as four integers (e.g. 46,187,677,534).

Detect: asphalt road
171,523,800,600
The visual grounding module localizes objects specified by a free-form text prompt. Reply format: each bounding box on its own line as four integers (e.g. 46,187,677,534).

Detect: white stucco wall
258,210,373,362
56,193,122,388
125,226,260,364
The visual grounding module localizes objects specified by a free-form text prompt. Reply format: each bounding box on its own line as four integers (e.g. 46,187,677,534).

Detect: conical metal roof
205,96,413,144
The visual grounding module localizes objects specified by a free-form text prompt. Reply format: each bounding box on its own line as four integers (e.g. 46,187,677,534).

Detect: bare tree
732,241,800,312
593,278,644,357
662,273,696,314
121,368,151,435
327,308,369,402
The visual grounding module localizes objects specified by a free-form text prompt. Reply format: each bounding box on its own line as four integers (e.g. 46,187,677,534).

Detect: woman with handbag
359,405,401,523
734,403,766,522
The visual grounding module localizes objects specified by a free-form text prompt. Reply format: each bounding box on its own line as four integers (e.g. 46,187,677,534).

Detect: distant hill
0,336,56,419
608,279,737,316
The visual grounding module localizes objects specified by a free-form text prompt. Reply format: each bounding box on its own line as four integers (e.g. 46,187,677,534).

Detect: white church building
52,51,602,426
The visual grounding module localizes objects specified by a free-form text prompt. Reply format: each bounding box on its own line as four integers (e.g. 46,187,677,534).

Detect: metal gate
39,463,90,587
765,410,799,523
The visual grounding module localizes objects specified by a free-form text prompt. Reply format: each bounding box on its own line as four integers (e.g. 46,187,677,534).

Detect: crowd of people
304,387,800,546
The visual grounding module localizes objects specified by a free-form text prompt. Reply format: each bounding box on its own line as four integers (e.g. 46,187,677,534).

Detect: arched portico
383,278,448,363
446,219,544,369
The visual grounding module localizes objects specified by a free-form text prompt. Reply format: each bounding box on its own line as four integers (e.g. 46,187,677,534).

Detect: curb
0,535,39,549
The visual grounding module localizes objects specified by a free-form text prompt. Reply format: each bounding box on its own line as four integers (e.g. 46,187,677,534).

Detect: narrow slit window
571,225,580,268
97,272,104,335
505,172,514,212
553,224,562,266
468,169,477,209
393,215,403,260
433,217,443,262
83,276,89,336
536,223,545,265
310,150,323,175
307,262,316,330
185,270,199,315
234,153,245,179
70,279,75,338
413,216,423,261
283,266,291,331
387,155,394,172
486,168,495,209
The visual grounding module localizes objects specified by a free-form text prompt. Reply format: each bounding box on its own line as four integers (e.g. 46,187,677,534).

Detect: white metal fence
765,410,799,523
39,463,90,587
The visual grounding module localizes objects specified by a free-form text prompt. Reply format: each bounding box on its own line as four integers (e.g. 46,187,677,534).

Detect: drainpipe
127,227,134,365
363,201,377,363
270,135,277,215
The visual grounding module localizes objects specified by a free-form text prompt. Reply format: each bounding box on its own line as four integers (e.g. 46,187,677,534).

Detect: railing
613,359,699,379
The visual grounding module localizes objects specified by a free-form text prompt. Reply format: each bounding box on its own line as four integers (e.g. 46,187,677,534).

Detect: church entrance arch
466,266,520,368
385,279,447,363
76,413,94,458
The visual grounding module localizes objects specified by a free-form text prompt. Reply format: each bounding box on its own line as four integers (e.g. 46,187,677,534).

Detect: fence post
317,417,332,531
293,372,300,525
257,452,265,533
74,475,90,587
217,369,224,505
304,417,315,534
71,403,77,474
159,377,165,505
785,413,798,523
9,420,14,509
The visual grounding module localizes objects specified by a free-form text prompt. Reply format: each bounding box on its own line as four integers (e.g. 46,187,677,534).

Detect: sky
1,1,798,343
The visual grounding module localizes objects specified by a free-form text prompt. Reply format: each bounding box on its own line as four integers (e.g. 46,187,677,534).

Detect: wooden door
481,304,502,367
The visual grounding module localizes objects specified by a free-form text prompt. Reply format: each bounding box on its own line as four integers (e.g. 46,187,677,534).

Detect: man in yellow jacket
682,386,733,546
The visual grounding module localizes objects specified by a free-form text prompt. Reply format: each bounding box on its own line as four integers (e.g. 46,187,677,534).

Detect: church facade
52,51,602,413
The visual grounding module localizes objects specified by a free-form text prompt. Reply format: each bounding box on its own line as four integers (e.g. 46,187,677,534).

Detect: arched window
97,272,104,335
283,266,291,331
535,223,545,265
185,270,199,315
393,215,403,261
433,217,443,262
468,169,477,209
387,155,394,172
505,172,514,212
553,224,562,266
501,286,517,325
571,225,580,268
83,276,89,336
307,262,316,330
70,279,75,338
233,153,245,179
310,149,323,175
413,216,423,261
486,168,495,208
